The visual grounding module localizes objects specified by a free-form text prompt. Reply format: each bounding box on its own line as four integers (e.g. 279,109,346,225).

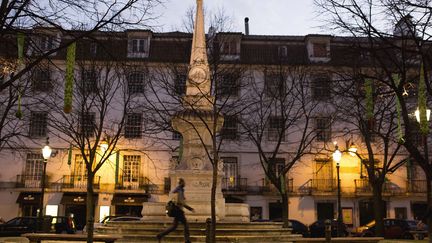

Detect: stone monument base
141,201,249,222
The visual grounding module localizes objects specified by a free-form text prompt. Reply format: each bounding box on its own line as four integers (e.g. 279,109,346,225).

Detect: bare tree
238,65,319,228
35,51,132,242
332,70,406,236
315,0,432,238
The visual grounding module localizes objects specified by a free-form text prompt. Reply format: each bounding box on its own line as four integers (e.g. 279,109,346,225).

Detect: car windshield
6,218,21,225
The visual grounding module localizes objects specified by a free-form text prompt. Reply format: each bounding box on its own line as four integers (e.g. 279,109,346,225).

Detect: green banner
393,74,404,143
17,33,24,67
418,63,429,135
365,78,374,120
64,42,76,113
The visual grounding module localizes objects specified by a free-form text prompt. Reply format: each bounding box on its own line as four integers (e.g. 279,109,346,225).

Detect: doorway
269,202,282,221
316,202,334,220
65,204,86,230
359,199,387,226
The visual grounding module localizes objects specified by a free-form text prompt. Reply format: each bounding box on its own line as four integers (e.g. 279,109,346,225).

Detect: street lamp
332,142,342,237
40,137,52,227
415,108,431,123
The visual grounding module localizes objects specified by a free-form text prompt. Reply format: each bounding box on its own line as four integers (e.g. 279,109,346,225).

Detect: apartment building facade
0,27,429,230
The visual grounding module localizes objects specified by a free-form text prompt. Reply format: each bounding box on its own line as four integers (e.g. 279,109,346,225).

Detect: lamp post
40,137,52,228
332,143,342,237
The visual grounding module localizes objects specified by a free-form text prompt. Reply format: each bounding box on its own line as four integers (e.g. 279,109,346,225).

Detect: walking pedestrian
157,178,194,243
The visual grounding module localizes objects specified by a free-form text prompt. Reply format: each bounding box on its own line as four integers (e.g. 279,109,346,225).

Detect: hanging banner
393,74,404,143
418,63,429,135
17,33,25,67
365,79,374,120
64,42,76,113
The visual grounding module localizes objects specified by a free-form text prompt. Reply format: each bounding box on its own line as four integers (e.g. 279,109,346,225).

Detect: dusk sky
153,0,324,35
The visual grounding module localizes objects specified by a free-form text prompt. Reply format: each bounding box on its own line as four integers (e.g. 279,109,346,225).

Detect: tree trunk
209,163,217,243
372,183,384,237
281,191,290,228
86,172,95,243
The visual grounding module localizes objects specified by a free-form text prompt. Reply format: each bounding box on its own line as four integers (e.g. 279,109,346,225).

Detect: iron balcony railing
222,177,248,192
16,174,48,188
354,179,404,194
407,180,427,193
260,178,293,193
115,176,159,193
299,179,337,194
61,175,100,189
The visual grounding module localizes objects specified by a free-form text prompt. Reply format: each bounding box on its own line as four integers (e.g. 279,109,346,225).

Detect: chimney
244,17,249,35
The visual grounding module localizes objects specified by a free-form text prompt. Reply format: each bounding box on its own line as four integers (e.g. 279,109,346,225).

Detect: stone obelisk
170,0,225,221
142,0,249,222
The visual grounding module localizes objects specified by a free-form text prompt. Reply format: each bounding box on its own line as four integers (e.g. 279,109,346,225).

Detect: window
79,112,95,137
125,113,142,138
123,155,140,184
127,72,145,94
268,116,285,141
278,46,288,59
37,36,55,52
81,69,98,93
174,74,187,95
221,116,238,140
311,76,331,100
221,41,238,55
25,153,44,180
315,117,331,142
74,154,88,182
29,112,48,138
314,159,333,191
265,72,285,97
132,39,147,53
90,43,97,56
219,74,239,97
222,157,238,188
313,43,328,57
31,67,52,92
270,158,285,176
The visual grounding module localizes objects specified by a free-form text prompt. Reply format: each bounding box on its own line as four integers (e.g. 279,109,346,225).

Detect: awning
16,192,41,204
112,194,148,205
61,193,98,205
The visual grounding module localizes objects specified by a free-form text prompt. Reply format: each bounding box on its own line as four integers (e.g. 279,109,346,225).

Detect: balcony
61,175,100,189
16,174,48,188
407,180,427,193
115,176,155,192
246,178,293,195
222,177,248,194
354,179,404,195
299,179,337,195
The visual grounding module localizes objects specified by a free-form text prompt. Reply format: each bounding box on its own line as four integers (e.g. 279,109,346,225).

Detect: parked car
289,219,309,237
309,219,348,237
0,216,52,236
353,218,426,239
